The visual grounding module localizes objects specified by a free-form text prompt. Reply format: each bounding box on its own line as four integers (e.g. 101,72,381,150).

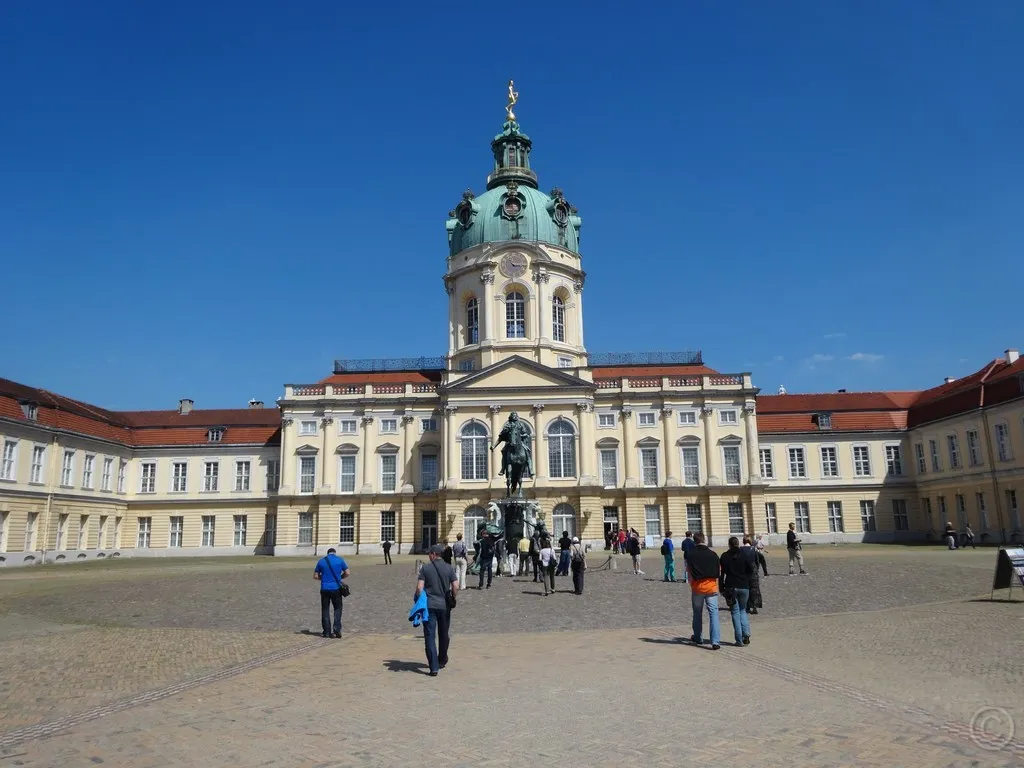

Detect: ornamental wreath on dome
452,188,476,228
501,181,523,220
549,187,576,228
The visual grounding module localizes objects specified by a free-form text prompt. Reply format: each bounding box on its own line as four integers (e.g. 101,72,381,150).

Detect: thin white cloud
847,352,883,363
823,332,847,339
811,354,835,362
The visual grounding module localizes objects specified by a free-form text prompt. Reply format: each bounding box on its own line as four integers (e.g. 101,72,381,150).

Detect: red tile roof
757,391,919,414
757,411,908,435
122,409,282,428
132,426,281,447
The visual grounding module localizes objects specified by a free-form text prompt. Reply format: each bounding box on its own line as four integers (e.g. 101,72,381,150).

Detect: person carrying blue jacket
408,589,429,627
314,548,349,639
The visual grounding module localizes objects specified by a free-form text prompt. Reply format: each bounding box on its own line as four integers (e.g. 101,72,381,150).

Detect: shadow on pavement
382,659,429,674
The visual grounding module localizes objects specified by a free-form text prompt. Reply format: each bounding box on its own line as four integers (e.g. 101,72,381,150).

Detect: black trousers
544,563,556,592
531,554,540,580
423,607,451,673
383,550,392,564
478,556,493,588
320,589,343,635
571,563,585,594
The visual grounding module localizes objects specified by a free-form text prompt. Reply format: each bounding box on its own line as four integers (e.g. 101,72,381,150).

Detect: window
723,445,741,484
827,501,844,533
598,413,616,428
922,497,933,530
820,446,839,478
640,446,659,487
169,517,183,547
728,502,745,534
638,412,656,427
460,422,489,481
557,356,573,369
299,420,318,436
61,451,75,486
681,445,700,485
202,515,216,547
853,445,871,476
267,460,280,492
678,410,698,427
995,423,1012,461
421,417,437,432
380,454,397,492
234,515,247,546
117,460,127,493
929,439,941,471
947,435,961,469
140,462,156,493
644,504,662,538
136,517,151,549
235,460,251,491
759,448,774,479
893,499,909,531
976,492,988,530
299,456,316,493
466,298,479,344
686,503,703,534
25,511,38,550
817,413,832,430
552,295,566,342
1007,490,1020,530
955,494,967,530
203,461,219,491
21,402,38,420
937,495,947,522
0,511,7,551
78,515,89,549
339,512,355,544
380,511,396,542
208,428,224,442
80,454,95,489
101,457,113,491
263,514,276,546
338,454,357,493
380,418,397,434
719,409,738,425
600,448,617,487
915,443,926,474
860,501,877,531
463,505,486,542
506,291,526,338
885,445,903,476
420,454,438,491
55,514,68,550
788,447,806,478
966,430,981,466
548,419,577,479
459,359,475,372
339,419,357,435
553,503,577,539
1,441,17,481
30,446,44,484
764,503,778,534
170,461,187,492
794,502,810,533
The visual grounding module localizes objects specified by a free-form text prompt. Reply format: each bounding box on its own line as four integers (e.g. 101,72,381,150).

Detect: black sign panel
992,548,1024,591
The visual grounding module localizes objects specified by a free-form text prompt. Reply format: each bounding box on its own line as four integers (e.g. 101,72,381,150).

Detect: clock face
500,253,527,278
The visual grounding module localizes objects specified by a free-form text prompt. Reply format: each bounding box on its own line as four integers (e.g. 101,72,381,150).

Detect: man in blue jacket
314,548,349,639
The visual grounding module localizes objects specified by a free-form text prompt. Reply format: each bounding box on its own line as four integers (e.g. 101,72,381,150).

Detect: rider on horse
492,411,534,481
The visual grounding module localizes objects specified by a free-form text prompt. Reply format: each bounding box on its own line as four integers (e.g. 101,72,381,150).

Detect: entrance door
603,506,619,547
264,514,277,548
421,510,438,552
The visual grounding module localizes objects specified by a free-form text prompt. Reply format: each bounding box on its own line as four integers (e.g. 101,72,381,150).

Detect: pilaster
360,414,374,493
400,414,415,492
743,402,760,483
662,407,678,486
444,405,459,489
622,409,638,488
531,404,545,484
489,404,502,481
576,401,595,484
702,406,720,485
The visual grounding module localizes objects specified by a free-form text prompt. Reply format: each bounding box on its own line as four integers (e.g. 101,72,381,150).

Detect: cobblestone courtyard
1,545,1022,766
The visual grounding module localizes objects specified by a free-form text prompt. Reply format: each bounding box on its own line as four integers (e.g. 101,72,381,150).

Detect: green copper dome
446,120,582,257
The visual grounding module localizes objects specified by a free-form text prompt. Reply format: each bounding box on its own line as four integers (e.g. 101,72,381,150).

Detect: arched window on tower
460,422,489,481
547,418,577,479
552,295,566,343
466,298,479,345
506,292,526,338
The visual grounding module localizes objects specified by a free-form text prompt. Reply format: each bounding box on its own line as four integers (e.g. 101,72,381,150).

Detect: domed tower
444,82,586,373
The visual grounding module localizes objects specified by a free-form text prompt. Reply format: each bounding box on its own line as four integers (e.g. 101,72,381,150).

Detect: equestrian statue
491,411,533,498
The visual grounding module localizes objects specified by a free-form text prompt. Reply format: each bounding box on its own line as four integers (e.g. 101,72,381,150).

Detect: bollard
610,555,617,570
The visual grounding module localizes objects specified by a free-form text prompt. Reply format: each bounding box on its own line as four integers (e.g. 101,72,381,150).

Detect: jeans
454,557,468,589
531,555,540,580
729,588,750,643
320,589,343,635
557,550,570,576
478,556,493,588
571,562,585,594
383,550,392,564
422,607,451,674
663,555,675,581
690,591,720,646
543,563,556,593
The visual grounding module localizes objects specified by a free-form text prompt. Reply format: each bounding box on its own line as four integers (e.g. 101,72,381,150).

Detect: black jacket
786,530,801,549
720,548,754,590
685,544,720,581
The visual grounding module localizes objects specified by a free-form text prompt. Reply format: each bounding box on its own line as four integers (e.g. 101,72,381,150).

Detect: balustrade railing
292,385,325,396
372,384,404,394
628,377,660,388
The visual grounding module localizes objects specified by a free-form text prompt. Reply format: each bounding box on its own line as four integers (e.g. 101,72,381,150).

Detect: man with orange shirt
684,532,721,650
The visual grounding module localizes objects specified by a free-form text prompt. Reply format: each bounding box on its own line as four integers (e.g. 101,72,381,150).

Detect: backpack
660,541,669,556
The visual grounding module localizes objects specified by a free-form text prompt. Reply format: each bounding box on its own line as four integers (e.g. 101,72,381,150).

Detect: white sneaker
637,570,645,575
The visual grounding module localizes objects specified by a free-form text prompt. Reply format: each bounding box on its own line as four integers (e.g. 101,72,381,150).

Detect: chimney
944,377,955,385
248,399,264,409
837,389,847,393
178,398,194,415
1006,349,1020,365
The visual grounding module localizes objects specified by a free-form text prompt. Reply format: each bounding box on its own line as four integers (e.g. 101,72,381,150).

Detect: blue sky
2,1,1021,410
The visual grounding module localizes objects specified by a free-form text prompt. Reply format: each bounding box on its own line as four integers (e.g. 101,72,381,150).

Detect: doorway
421,510,438,552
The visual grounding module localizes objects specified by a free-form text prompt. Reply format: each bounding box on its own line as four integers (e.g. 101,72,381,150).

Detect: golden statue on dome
505,79,519,122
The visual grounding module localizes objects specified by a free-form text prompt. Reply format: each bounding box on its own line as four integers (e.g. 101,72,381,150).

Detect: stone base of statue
467,492,550,575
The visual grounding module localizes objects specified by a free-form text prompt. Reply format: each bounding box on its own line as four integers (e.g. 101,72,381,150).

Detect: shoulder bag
432,560,456,611
325,557,350,597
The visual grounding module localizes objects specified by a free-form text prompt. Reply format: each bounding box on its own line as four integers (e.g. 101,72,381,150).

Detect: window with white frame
420,454,438,491
420,417,437,432
21,403,38,420
30,446,44,484
463,505,486,543
0,510,7,551
995,423,1011,461
339,419,357,435
172,461,188,492
1,441,17,481
722,445,741,485
506,291,526,338
202,515,216,546
640,446,659,487
644,504,662,538
553,503,577,539
203,461,219,491
976,492,988,530
61,450,75,486
759,448,774,479
885,445,903,476
466,297,479,344
461,422,489,481
638,412,656,427
548,419,577,479
681,444,700,485
764,502,778,534
234,515,247,546
788,447,806,478
235,460,251,491
267,460,280,491
686,503,703,533
820,446,839,478
263,513,276,546
116,459,127,493
674,410,695,427
557,357,573,368
827,501,844,533
937,495,947,523
552,295,566,342
459,359,475,372
97,515,108,549
817,413,832,430
719,409,738,425
338,454,357,493
598,413,616,428
860,500,877,531
299,455,316,493
101,457,113,491
599,448,617,487
380,511,396,542
922,497,933,530
24,511,38,550
794,502,810,533
297,512,313,545
728,502,744,534
929,439,941,471
380,418,398,434
339,511,355,543
947,435,961,469
208,428,224,442
140,462,156,493
915,443,926,474
77,515,89,550
81,454,95,489
55,514,67,550
299,420,318,436
853,445,871,476
380,453,397,492
136,517,151,548
169,516,183,547
955,494,967,530
892,499,909,531
966,430,981,466
1007,490,1020,530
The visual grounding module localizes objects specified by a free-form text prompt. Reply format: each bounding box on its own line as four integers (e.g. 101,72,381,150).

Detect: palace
1,98,1023,566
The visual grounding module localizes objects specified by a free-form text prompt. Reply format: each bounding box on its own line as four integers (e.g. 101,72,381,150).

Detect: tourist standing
944,521,958,550
680,531,695,583
740,536,769,614
556,530,572,576
452,533,468,589
963,525,976,550
508,537,521,577
539,538,556,595
442,539,453,565
627,532,644,575
529,535,541,582
477,530,495,589
720,536,754,646
415,544,459,676
661,531,676,582
518,535,530,575
569,536,587,595
382,539,392,565
313,547,349,639
685,532,721,649
786,523,808,575
617,528,626,555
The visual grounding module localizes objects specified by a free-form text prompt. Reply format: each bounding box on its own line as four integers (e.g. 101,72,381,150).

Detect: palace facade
2,107,1023,566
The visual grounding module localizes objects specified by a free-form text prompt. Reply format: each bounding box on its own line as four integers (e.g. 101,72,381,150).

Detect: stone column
531,404,545,482
576,402,594,483
743,402,760,482
320,416,333,493
445,281,456,356
489,404,502,481
702,406,719,485
279,418,293,494
573,278,585,348
481,271,495,344
622,409,637,487
361,414,375,493
534,269,549,343
443,405,459,488
661,407,677,486
400,414,415,491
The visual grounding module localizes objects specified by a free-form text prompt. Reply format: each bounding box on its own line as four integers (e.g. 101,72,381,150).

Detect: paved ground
0,545,1021,767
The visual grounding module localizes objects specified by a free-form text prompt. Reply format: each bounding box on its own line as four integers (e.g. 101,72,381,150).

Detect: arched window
552,295,566,342
466,298,479,345
464,505,486,543
460,422,488,481
552,503,577,539
547,419,577,478
506,291,525,338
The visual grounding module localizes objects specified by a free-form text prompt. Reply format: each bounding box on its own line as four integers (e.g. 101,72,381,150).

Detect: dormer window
816,413,832,431
20,402,38,421
208,428,224,442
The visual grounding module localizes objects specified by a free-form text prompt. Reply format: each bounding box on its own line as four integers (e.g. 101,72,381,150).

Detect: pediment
446,355,595,393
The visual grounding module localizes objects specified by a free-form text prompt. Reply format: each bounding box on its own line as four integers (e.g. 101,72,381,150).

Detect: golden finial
505,79,519,122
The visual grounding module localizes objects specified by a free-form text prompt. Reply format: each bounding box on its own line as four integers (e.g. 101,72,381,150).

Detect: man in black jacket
786,523,808,575
720,536,755,646
684,532,722,649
